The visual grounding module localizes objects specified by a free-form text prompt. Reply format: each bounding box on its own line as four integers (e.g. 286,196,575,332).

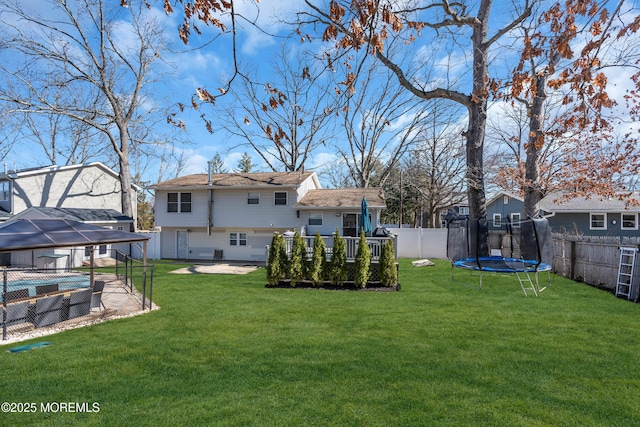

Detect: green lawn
2,259,639,426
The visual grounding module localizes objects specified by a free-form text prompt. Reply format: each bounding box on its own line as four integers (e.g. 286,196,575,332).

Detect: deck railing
266,234,397,264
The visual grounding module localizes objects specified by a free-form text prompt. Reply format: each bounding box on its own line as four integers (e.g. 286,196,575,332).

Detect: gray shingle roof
295,188,385,209
22,207,132,222
150,171,316,189
540,192,640,212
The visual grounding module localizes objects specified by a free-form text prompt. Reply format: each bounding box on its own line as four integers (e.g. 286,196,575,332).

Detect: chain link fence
2,250,154,341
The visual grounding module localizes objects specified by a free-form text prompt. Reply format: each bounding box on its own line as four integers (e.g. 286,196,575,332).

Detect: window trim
590,213,607,230
493,213,502,228
308,212,323,226
167,192,192,213
247,191,260,205
274,191,287,206
621,213,638,230
180,192,192,213
230,232,247,246
511,213,521,228
0,181,9,201
167,192,179,213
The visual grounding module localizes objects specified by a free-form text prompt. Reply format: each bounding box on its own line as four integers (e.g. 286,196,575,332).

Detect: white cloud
308,151,339,170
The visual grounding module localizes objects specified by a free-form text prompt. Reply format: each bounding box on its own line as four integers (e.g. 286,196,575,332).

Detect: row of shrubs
266,229,398,288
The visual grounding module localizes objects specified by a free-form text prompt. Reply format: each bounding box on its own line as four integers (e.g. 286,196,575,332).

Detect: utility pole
399,171,403,228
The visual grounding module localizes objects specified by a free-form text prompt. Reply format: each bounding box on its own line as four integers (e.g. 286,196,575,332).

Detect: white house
0,162,137,223
0,162,139,267
150,171,386,262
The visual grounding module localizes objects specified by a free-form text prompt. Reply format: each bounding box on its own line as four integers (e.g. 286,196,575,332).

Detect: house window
622,213,638,230
308,212,323,226
590,213,607,230
459,207,469,216
248,192,260,205
168,192,191,213
503,195,509,204
84,246,107,256
493,213,502,227
274,192,287,206
0,181,8,201
180,193,192,213
511,213,521,228
167,193,178,212
230,232,247,246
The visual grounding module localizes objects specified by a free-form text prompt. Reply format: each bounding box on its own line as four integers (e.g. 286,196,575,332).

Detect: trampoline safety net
446,216,554,296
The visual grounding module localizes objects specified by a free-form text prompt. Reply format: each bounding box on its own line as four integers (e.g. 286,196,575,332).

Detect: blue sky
2,0,638,189
2,0,329,182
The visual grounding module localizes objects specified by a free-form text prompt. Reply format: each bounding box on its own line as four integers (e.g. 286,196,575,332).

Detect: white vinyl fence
390,228,448,259
132,230,161,260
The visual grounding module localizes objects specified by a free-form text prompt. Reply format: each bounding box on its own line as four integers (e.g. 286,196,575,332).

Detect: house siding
549,212,640,238
6,163,135,219
159,226,276,262
213,189,297,228
155,188,300,230
486,195,525,229
152,172,386,261
302,211,343,236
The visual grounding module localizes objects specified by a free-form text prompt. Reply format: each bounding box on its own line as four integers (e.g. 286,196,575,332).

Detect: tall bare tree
301,1,533,225
407,103,467,228
336,59,431,188
300,0,535,254
217,48,336,172
0,0,173,226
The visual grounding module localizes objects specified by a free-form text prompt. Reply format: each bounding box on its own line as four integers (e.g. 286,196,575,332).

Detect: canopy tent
0,219,148,252
0,219,149,286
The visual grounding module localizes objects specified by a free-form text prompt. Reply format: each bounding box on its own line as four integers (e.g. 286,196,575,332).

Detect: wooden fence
551,233,640,300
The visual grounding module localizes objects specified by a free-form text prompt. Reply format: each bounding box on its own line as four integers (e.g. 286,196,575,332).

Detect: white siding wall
303,211,343,236
11,164,133,215
159,226,275,262
156,188,302,230
154,190,210,228
295,175,320,199
213,189,299,228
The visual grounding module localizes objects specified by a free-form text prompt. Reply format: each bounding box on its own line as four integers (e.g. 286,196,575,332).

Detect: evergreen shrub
309,232,327,287
354,229,371,288
329,229,347,286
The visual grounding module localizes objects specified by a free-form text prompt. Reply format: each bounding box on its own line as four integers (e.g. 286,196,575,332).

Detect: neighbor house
0,162,139,266
540,192,640,237
0,162,137,222
486,192,526,230
150,171,386,262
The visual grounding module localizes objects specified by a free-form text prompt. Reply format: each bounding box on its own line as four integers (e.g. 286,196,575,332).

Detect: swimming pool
1,275,91,301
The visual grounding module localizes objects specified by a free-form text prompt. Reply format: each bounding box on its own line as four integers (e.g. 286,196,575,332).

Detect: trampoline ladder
616,247,637,300
516,272,538,297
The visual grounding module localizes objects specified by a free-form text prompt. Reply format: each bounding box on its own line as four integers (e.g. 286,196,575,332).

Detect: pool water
2,275,91,301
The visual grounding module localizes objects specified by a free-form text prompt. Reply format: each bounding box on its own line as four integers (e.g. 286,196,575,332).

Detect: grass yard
1,258,640,426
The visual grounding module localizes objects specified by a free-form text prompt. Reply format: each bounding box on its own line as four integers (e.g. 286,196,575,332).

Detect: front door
177,230,189,259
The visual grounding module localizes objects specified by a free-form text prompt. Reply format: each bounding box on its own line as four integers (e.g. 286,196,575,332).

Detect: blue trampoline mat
453,256,551,273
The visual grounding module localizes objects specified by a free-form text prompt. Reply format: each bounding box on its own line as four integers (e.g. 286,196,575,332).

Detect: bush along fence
266,230,399,291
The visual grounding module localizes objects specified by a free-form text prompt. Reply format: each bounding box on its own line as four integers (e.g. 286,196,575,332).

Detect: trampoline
453,256,551,273
447,216,553,296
